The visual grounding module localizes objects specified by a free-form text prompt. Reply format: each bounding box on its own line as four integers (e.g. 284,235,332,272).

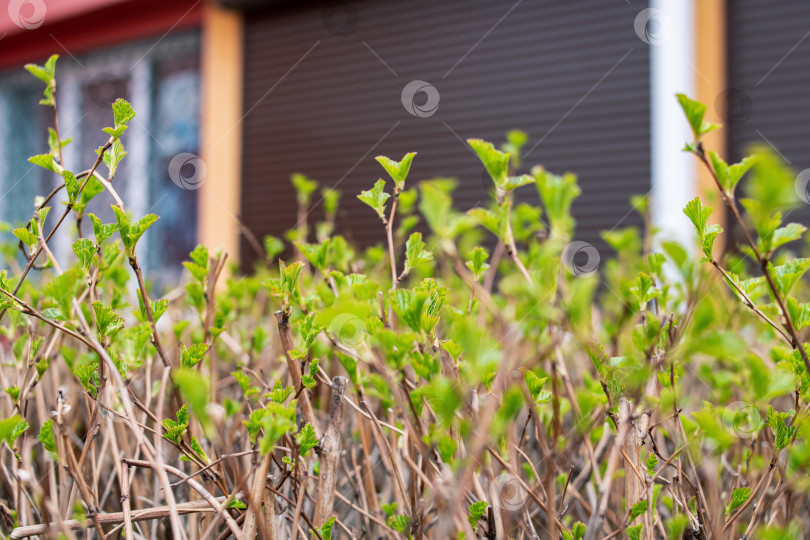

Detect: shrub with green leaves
0,56,807,540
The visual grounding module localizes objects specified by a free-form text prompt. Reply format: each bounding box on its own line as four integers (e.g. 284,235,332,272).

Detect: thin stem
386,191,400,289
696,147,810,376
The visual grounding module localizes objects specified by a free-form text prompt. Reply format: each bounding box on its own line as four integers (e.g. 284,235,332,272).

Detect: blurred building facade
0,0,804,272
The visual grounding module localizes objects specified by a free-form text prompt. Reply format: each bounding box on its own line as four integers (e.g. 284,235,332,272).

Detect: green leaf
676,93,719,140
92,301,124,340
100,139,127,177
297,241,330,271
0,415,28,448
28,154,58,173
264,236,285,260
628,500,647,522
173,369,211,435
767,407,796,451
225,496,247,510
646,453,659,470
464,247,490,281
375,152,416,190
524,370,550,404
386,514,412,534
708,151,756,195
265,380,293,403
73,176,104,216
468,138,510,188
24,61,53,84
381,503,397,517
297,422,319,456
501,129,528,168
13,227,37,248
357,179,391,219
73,238,96,269
683,197,723,259
727,487,751,515
314,516,336,540
48,128,72,157
468,501,488,527
138,295,169,323
162,404,190,444
5,386,20,403
112,206,158,252
87,213,117,244
38,419,57,454
746,147,800,216
404,232,433,275
572,521,587,540
25,55,58,106
187,436,210,464
468,207,502,236
62,170,80,203
502,174,535,192
770,223,806,254
297,312,324,351
630,272,661,310
291,173,319,206
258,401,296,455
534,166,581,237
627,524,643,540
111,98,136,129
683,197,712,235
770,259,810,296
180,343,210,369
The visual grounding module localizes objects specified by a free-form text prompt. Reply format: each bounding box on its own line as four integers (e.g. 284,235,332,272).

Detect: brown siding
239,0,651,268
727,2,810,226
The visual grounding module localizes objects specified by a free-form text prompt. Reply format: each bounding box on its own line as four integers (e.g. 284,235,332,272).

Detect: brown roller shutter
238,0,651,268
727,2,810,226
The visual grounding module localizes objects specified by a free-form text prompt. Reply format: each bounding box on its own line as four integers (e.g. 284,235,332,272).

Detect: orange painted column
695,0,727,231
198,0,243,267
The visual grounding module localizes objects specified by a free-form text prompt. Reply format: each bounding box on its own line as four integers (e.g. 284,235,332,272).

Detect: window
0,29,201,288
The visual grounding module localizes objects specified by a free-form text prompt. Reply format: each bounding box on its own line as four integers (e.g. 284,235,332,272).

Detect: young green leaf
162,404,190,444
727,487,751,515
296,422,319,456
180,343,210,369
38,419,56,454
627,524,643,540
501,129,528,168
28,154,58,173
465,247,490,281
676,93,719,141
767,407,796,451
291,173,319,206
73,238,96,270
628,500,647,522
403,232,433,275
92,301,124,340
386,514,412,534
502,174,535,192
173,369,211,434
468,500,488,527
87,213,118,244
707,151,756,195
313,517,336,540
103,99,136,138
357,179,391,219
468,138,510,188
375,152,416,190
25,55,58,106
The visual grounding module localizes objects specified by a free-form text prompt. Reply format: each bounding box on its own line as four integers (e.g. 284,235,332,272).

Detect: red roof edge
0,0,203,72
